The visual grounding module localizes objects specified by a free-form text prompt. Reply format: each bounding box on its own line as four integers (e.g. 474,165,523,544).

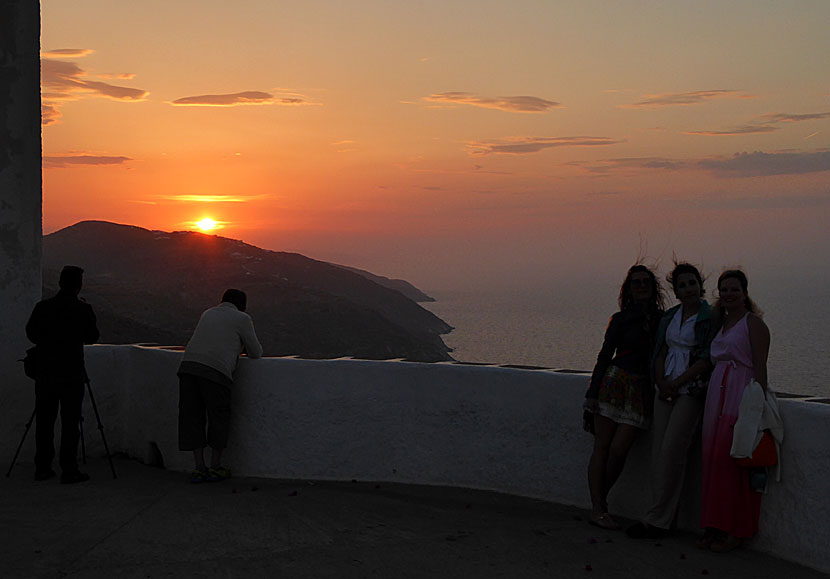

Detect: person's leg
192,448,206,471
588,415,617,516
58,380,85,476
645,395,703,529
204,381,231,470
604,423,638,494
34,380,59,477
178,374,207,470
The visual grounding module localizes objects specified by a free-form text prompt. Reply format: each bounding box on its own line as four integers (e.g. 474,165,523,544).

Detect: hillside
42,221,453,362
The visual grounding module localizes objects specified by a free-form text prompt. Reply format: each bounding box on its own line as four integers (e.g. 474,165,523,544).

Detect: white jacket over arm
731,380,784,481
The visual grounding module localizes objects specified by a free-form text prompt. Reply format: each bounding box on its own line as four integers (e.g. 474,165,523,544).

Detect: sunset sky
41,0,830,291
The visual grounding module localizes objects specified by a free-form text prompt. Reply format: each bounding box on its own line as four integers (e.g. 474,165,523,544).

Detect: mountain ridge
41,221,453,362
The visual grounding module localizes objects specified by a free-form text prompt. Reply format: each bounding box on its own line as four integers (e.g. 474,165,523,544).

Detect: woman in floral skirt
585,264,664,529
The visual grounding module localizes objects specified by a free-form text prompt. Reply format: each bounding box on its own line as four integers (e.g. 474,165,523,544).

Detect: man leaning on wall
177,288,263,483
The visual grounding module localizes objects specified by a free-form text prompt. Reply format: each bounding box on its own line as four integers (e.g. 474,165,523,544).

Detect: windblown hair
618,264,665,312
716,269,762,316
666,261,706,298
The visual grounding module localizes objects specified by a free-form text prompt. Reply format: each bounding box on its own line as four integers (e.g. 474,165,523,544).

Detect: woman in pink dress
699,270,770,552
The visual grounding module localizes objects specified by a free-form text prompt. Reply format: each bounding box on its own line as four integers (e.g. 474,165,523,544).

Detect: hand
584,398,599,413
656,378,681,402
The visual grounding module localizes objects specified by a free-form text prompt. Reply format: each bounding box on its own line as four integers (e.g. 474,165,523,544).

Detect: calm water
424,280,828,397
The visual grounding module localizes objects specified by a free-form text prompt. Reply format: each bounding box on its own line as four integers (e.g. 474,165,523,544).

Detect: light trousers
644,393,704,529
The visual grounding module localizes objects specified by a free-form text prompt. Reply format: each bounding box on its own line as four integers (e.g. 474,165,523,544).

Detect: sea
423,280,829,398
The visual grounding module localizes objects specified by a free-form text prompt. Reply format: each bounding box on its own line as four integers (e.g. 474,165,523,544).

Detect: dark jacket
26,290,99,380
586,305,662,399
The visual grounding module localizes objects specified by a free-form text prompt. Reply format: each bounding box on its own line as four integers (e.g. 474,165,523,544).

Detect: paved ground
1,456,826,578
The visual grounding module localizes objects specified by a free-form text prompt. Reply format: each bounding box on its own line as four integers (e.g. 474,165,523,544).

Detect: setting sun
195,218,218,231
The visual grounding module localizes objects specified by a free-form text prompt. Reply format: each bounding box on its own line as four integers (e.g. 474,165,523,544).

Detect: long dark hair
667,261,705,298
716,269,762,316
618,264,664,312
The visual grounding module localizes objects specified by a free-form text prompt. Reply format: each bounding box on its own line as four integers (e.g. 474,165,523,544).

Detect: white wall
62,345,830,574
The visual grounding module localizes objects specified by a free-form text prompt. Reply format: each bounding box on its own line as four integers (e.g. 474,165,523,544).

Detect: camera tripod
6,377,117,479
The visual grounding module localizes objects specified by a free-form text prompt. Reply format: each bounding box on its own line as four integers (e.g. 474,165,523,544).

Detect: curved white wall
12,345,830,573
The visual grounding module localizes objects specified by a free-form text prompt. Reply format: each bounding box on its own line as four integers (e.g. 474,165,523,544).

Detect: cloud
468,136,623,156
622,90,750,109
41,55,147,125
97,72,137,80
171,91,316,107
685,125,780,136
172,91,273,106
41,103,61,126
425,92,561,113
41,58,148,102
43,155,132,168
697,151,830,177
41,48,94,58
572,157,692,174
686,111,830,137
156,194,270,203
574,151,830,178
758,112,830,123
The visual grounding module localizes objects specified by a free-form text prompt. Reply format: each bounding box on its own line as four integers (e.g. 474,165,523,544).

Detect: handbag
582,409,595,435
735,430,778,468
22,346,41,380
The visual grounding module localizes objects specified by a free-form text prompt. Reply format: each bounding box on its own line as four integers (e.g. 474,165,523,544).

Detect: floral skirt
596,365,650,429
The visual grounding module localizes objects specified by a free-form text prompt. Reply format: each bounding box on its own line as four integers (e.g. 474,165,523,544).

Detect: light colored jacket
731,380,784,481
181,302,263,382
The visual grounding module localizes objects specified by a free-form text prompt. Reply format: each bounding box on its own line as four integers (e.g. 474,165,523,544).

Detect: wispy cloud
156,194,270,203
758,112,830,123
621,89,750,109
571,157,691,174
697,151,830,177
171,91,317,107
685,125,780,136
97,72,137,80
41,58,148,101
43,155,132,168
425,92,561,113
41,103,61,126
41,51,148,126
468,136,623,156
41,48,94,58
574,150,830,178
685,111,830,136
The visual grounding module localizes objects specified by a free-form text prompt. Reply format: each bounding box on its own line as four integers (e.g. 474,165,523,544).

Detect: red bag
735,430,778,468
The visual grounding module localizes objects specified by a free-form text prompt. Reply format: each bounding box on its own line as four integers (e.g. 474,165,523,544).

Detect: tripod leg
85,379,117,479
80,415,87,464
6,408,37,478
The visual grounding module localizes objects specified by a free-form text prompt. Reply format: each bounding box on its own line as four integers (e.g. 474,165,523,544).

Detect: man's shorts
178,373,231,450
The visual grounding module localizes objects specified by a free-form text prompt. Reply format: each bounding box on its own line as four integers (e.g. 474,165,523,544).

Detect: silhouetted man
178,289,262,483
26,265,99,484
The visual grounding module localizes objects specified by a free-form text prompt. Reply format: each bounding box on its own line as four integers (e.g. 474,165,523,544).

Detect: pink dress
700,313,761,537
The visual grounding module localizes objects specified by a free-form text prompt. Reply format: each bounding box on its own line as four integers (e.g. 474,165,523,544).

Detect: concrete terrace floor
1,457,825,579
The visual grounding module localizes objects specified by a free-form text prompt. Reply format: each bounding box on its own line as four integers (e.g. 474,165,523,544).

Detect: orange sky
41,1,830,290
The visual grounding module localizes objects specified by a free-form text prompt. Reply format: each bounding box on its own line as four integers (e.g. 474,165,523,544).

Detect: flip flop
589,513,620,530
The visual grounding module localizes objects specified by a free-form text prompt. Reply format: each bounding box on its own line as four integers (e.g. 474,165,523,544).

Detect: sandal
589,513,620,530
696,528,719,550
189,468,208,484
710,535,742,553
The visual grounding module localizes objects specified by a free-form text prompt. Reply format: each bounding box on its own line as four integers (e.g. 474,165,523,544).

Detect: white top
662,307,698,395
181,302,263,382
